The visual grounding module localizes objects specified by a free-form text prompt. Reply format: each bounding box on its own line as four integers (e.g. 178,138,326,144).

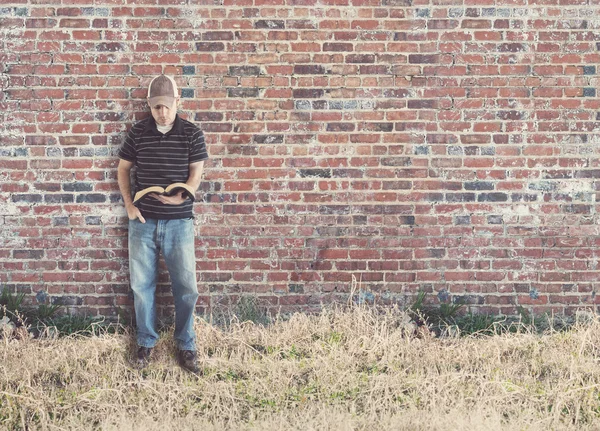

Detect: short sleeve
189,129,208,163
118,128,137,162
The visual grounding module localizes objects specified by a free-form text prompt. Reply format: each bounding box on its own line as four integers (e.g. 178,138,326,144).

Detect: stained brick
383,89,409,98
299,169,332,178
445,193,476,202
465,182,494,191
497,111,524,120
230,66,261,75
203,31,234,40
12,194,43,203
427,20,459,30
346,54,375,63
228,88,259,98
255,20,285,29
382,0,412,5
326,123,355,132
253,135,284,144
498,43,527,52
478,193,508,202
76,194,106,203
96,42,125,51
323,43,353,52
409,54,439,63
294,65,326,74
195,42,225,51
63,182,93,192
13,250,45,259
195,112,224,121
408,100,436,109
293,89,324,98
45,194,75,203
96,112,125,121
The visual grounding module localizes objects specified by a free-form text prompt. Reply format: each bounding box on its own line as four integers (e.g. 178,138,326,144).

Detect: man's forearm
117,167,134,208
186,161,205,192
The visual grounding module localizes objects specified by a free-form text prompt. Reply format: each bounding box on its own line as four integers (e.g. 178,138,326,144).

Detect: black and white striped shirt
118,115,208,220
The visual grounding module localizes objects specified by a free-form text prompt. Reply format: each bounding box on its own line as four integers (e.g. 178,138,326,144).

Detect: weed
211,295,271,328
0,289,26,315
232,295,271,326
34,303,63,322
455,313,504,336
408,290,465,334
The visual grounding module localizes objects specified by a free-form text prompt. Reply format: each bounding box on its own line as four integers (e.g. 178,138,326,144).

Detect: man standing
117,75,208,373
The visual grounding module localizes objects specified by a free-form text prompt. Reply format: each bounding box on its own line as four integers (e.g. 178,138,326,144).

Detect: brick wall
1,0,599,318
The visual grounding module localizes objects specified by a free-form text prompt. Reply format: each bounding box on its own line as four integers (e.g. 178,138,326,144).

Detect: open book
133,183,195,204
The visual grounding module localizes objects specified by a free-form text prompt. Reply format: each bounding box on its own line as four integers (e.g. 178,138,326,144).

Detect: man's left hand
150,191,188,205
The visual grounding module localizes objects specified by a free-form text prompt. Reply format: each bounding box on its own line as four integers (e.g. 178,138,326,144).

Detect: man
117,74,208,373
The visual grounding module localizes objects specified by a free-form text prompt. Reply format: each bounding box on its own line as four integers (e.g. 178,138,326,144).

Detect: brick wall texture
1,0,600,318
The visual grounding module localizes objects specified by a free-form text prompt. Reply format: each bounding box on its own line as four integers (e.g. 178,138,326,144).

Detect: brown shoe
135,346,152,369
178,349,200,374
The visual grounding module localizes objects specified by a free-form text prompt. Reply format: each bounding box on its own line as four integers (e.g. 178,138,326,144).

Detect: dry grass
2,304,600,430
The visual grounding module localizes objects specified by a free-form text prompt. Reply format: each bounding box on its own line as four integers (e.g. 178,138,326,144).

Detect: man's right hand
126,204,146,223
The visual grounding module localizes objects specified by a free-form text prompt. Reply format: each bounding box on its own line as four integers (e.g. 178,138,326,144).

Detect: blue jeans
128,218,199,351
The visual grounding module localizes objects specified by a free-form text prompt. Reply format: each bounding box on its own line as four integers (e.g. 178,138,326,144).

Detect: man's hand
151,191,188,205
118,159,146,223
126,203,146,223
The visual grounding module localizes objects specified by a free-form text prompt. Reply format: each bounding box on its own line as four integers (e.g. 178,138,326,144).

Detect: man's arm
152,161,205,205
117,158,146,223
186,161,205,192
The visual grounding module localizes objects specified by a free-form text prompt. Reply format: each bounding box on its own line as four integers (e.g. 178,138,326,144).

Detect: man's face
149,99,178,126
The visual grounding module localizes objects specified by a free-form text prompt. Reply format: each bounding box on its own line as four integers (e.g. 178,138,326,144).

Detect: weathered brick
498,43,527,52
255,20,285,29
253,135,284,144
229,66,261,76
326,123,355,132
45,194,75,203
195,112,224,121
497,111,524,121
227,88,259,98
299,169,332,178
13,250,45,259
409,54,439,63
203,31,234,40
195,42,225,51
323,43,353,52
76,194,106,203
478,193,508,202
293,89,324,98
12,194,43,203
294,65,326,74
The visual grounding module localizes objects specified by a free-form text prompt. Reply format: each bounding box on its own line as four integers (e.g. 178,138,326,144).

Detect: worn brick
294,65,326,74
195,42,225,51
227,88,259,98
230,66,261,76
255,20,285,29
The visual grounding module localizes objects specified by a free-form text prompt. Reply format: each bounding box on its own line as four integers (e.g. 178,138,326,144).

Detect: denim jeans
128,218,199,351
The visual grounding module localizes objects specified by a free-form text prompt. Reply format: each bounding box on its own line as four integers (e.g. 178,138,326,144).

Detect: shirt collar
143,114,184,136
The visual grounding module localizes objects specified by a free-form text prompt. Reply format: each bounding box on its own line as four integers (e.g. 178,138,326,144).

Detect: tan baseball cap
147,75,178,107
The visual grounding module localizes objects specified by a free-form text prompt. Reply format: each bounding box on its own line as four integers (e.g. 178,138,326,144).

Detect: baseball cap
147,75,179,107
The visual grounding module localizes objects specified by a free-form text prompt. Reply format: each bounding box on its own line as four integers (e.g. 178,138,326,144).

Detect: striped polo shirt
118,114,208,220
